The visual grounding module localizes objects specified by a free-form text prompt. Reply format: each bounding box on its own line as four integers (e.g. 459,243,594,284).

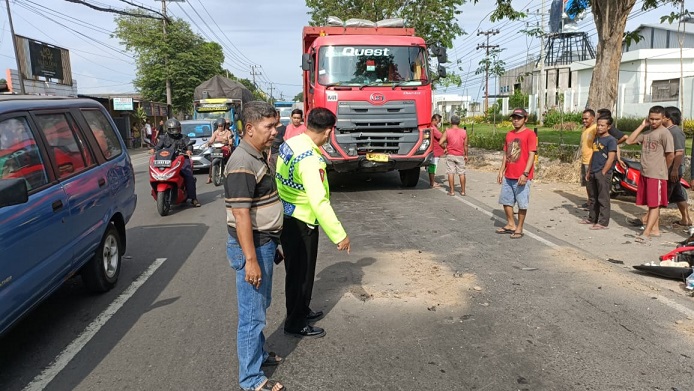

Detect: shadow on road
263,257,376,376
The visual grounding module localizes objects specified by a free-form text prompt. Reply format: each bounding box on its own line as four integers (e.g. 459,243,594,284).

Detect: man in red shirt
427,114,443,188
283,109,307,140
440,115,468,195
496,108,537,239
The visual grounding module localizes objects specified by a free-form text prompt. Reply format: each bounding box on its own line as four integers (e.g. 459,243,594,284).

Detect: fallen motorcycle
611,158,690,198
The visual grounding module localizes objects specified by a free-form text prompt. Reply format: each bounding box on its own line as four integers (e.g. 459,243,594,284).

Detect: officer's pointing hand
337,236,351,254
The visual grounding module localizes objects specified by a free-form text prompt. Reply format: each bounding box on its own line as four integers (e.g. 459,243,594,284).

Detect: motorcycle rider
150,118,201,207
206,118,233,184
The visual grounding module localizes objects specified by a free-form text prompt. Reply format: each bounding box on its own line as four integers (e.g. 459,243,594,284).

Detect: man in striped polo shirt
224,101,285,391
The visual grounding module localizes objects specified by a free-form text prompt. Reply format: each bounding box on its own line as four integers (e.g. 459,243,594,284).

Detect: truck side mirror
437,65,447,78
302,54,312,71
437,51,448,64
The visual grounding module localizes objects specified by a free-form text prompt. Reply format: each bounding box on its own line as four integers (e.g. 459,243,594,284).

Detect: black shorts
667,179,688,203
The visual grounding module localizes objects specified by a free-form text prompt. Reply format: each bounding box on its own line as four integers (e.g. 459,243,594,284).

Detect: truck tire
82,223,121,293
157,190,171,216
399,167,421,187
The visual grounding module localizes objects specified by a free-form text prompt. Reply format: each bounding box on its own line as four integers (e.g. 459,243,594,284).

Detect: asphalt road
1,150,693,391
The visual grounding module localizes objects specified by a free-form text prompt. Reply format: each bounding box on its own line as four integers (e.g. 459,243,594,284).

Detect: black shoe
306,310,324,322
284,325,326,338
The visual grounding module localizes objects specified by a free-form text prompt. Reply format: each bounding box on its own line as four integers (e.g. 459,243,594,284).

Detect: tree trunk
586,0,637,111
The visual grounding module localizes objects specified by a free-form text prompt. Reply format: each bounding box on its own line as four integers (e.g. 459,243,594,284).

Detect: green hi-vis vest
275,133,347,244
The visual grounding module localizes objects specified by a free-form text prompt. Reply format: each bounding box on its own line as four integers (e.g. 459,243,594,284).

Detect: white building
433,93,510,119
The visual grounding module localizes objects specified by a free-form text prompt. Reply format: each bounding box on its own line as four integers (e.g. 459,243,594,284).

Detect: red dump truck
301,18,447,187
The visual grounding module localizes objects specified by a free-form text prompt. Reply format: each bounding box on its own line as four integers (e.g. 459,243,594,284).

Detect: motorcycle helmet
166,118,182,137
215,118,226,129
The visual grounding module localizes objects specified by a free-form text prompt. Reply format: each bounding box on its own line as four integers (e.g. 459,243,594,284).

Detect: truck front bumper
325,152,433,173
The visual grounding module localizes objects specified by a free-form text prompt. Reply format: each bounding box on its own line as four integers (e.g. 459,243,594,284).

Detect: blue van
0,96,137,336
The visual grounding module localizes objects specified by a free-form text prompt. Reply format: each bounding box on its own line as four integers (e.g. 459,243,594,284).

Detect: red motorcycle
148,141,194,216
611,157,690,198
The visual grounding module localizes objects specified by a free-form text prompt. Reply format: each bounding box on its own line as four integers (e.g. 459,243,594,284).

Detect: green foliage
508,89,529,109
113,11,224,114
543,109,582,127
538,143,579,163
293,91,304,102
614,117,644,133
468,132,506,151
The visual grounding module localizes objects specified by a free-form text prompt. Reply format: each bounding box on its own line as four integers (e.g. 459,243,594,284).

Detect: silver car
179,120,215,171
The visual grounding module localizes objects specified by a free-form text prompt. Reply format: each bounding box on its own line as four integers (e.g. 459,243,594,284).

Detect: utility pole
250,65,261,89
156,0,184,117
476,29,500,113
538,0,546,125
5,0,25,94
269,82,274,103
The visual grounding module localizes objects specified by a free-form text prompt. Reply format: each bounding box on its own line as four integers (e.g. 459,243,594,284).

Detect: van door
0,115,72,335
33,112,107,270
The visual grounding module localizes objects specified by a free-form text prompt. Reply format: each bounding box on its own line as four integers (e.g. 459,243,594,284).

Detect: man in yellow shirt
275,107,351,338
579,109,597,211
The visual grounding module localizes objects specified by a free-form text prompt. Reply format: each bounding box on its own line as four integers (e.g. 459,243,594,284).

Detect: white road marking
422,178,559,248
22,258,167,391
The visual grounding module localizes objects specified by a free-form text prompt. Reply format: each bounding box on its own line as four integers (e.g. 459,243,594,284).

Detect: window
35,113,89,179
82,109,123,159
651,78,679,102
0,117,49,191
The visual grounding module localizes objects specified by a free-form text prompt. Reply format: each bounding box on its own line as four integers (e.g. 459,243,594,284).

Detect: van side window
81,110,122,159
0,117,49,191
35,114,90,179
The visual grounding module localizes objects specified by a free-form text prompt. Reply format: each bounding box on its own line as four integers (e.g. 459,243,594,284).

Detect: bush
526,113,538,124
683,119,694,136
543,109,582,127
614,117,642,133
538,142,579,163
552,122,579,131
469,133,506,151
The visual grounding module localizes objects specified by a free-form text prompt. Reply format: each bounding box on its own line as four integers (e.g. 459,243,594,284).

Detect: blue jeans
180,158,197,200
227,235,277,390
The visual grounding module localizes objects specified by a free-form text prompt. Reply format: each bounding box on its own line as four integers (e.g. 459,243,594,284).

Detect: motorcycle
206,142,232,186
632,227,694,280
610,157,690,198
146,139,195,216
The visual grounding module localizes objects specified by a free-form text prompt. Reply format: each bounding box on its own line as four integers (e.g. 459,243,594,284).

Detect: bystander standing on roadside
275,107,351,338
625,105,674,243
579,109,597,210
223,101,286,391
596,108,628,166
663,106,691,227
495,108,537,239
439,115,468,196
268,110,286,173
427,114,443,188
283,109,307,140
581,116,617,229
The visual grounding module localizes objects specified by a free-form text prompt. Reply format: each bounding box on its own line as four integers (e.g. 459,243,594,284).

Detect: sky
0,0,683,102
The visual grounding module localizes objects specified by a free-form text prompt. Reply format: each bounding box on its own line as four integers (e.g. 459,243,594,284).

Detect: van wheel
157,190,171,216
83,223,121,293
399,167,420,187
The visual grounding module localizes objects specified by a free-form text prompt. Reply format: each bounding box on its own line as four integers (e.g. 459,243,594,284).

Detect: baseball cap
510,108,528,118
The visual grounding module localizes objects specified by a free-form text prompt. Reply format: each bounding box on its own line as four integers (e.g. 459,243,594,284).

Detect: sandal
191,199,201,207
673,221,692,227
262,352,283,367
589,224,608,230
579,219,593,224
250,380,285,391
634,235,651,245
510,232,524,239
206,177,212,184
496,227,515,234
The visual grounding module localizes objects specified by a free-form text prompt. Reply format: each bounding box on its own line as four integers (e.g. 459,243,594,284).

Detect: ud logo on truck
370,93,385,103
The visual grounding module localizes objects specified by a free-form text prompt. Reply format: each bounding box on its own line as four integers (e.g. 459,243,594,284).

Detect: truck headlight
322,140,340,157
416,130,431,154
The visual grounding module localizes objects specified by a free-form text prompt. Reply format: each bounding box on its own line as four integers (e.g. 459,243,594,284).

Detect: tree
478,0,687,111
113,11,224,114
509,88,529,109
293,92,304,102
304,0,465,84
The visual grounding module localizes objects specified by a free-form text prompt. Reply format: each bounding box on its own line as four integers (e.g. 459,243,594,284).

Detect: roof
571,47,694,71
636,22,694,35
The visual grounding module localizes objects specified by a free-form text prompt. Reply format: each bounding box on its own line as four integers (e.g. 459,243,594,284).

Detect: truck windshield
317,46,428,86
194,110,230,121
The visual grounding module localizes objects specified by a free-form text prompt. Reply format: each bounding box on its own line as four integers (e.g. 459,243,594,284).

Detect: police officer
275,107,351,338
151,118,201,207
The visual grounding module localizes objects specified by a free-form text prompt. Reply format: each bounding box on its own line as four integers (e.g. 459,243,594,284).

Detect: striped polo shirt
224,139,283,245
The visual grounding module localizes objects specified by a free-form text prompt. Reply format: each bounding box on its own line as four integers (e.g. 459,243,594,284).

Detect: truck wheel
212,164,223,186
157,190,171,216
399,167,421,187
82,223,121,293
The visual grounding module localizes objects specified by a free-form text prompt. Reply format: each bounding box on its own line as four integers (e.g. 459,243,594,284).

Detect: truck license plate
366,153,388,163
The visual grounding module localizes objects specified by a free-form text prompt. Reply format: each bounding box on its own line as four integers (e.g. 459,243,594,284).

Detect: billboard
113,97,134,111
14,35,72,86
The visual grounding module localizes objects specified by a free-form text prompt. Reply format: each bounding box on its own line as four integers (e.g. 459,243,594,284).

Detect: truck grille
335,101,419,155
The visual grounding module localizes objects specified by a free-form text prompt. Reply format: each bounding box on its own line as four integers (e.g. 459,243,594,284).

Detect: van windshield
317,45,428,86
